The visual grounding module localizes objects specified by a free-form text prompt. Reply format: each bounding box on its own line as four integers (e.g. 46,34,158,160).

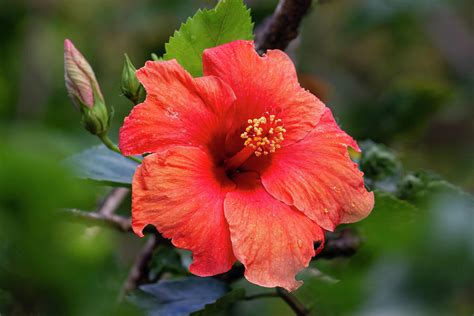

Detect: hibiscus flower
119,40,374,291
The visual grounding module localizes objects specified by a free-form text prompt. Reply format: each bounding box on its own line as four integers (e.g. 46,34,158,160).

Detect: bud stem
99,134,142,164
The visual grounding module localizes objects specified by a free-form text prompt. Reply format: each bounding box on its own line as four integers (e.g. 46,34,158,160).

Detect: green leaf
128,277,229,316
192,288,245,316
64,145,139,186
0,135,125,315
355,191,419,252
164,0,254,77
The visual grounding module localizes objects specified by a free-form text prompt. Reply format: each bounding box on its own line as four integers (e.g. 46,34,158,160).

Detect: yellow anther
240,112,286,157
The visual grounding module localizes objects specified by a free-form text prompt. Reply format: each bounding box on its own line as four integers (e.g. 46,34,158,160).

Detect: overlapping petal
224,172,325,291
132,146,236,276
244,108,374,231
119,60,235,159
202,40,326,155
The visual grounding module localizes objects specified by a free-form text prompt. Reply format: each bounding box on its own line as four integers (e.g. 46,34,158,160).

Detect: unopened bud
121,54,143,104
64,39,109,136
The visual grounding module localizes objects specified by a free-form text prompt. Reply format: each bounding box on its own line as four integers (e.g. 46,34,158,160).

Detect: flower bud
64,39,109,136
121,54,143,104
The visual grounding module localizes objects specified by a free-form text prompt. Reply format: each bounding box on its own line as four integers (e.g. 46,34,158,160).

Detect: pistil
224,146,255,172
224,113,286,171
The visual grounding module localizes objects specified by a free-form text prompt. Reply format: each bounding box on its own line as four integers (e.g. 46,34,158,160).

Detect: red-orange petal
246,108,374,231
202,40,326,155
224,172,325,291
119,60,235,157
132,146,236,276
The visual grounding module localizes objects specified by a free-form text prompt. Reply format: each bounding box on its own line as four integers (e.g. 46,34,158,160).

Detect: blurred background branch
119,234,160,301
62,208,132,232
97,187,130,216
255,0,313,53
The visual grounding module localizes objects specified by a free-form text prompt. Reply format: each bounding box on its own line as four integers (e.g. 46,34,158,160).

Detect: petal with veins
203,40,326,155
244,108,374,231
132,146,236,276
119,60,235,159
224,172,325,291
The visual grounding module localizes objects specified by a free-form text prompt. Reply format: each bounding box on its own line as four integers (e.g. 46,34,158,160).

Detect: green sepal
80,84,110,136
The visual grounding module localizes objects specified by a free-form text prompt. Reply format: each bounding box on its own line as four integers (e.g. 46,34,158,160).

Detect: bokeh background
1,0,473,315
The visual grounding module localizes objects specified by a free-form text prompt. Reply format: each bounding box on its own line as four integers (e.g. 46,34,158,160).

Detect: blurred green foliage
0,130,138,315
348,79,453,142
359,141,402,192
397,170,443,202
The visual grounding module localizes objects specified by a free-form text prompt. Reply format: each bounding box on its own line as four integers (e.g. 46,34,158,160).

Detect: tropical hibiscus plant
60,0,471,315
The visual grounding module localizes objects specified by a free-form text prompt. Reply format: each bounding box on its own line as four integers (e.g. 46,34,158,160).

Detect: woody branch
63,208,362,261
255,0,313,54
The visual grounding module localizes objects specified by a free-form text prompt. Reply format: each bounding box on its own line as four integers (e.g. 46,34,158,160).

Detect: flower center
224,113,286,172
240,114,286,157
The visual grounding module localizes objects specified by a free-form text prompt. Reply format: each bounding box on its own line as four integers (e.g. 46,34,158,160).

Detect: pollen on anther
240,113,286,156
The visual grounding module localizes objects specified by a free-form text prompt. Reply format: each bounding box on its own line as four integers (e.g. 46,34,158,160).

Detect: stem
99,133,121,154
245,290,310,316
98,134,142,163
244,292,279,300
276,288,310,316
